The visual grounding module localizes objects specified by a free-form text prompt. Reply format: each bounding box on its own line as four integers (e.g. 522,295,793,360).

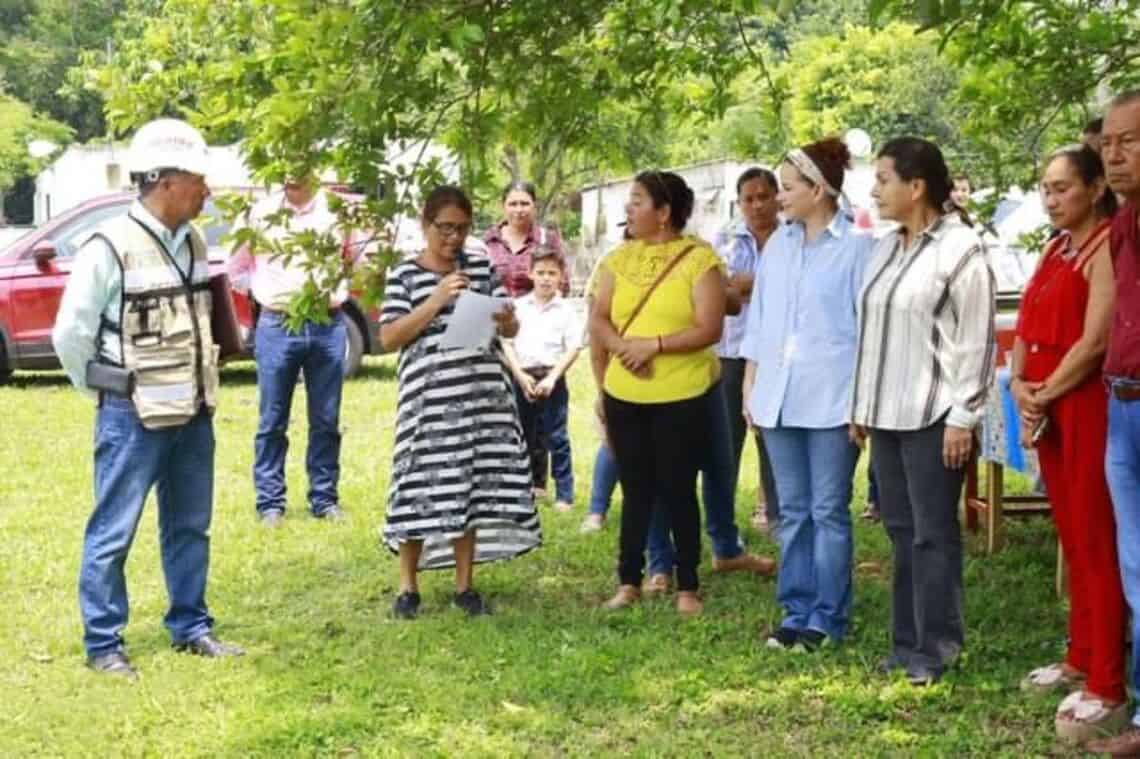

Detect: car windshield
0,226,39,256
2,199,233,256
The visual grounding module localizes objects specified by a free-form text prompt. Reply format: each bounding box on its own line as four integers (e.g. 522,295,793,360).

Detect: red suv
0,192,382,381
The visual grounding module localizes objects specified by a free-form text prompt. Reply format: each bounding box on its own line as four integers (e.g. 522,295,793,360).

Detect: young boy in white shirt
503,248,581,511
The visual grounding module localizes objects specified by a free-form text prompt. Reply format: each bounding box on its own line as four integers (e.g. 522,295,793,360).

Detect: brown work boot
712,553,777,577
675,591,703,616
602,585,641,610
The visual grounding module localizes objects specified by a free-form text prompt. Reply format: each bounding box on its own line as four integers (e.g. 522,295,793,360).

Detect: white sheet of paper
438,291,506,350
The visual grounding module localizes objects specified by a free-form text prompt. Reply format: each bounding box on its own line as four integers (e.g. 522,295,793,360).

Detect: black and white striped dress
380,253,541,569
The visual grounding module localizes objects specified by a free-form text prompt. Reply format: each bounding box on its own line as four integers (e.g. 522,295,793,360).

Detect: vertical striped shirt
849,214,996,431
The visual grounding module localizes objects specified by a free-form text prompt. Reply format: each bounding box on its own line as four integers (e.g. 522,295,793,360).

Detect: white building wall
581,160,755,258
34,143,256,225
34,144,128,224
34,140,459,230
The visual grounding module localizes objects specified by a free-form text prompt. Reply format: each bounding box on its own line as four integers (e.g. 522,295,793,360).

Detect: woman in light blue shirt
741,137,873,651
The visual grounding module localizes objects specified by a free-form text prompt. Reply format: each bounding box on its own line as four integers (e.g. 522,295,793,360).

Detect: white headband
785,148,841,198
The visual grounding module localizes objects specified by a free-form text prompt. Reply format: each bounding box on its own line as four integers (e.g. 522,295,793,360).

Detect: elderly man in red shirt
1089,89,1140,758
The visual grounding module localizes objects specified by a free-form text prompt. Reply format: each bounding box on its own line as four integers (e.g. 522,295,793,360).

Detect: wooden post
1056,543,1068,599
985,461,1005,554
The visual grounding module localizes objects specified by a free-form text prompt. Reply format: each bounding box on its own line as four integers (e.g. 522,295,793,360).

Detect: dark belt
1112,383,1140,402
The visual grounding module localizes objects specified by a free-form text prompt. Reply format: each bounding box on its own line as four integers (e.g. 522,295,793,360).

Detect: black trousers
516,367,552,489
721,357,779,522
514,367,573,502
871,419,966,674
604,389,710,591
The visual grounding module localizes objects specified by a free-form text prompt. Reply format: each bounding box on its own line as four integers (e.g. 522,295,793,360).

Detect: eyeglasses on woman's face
430,221,471,239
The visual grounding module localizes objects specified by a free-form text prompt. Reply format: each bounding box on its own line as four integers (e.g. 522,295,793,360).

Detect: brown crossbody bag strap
617,244,696,337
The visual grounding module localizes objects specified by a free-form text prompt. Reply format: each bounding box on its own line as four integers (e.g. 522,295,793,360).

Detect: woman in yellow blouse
590,170,726,616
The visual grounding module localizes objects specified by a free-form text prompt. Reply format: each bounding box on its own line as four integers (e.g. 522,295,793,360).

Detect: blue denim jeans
515,375,574,502
80,396,215,656
647,381,744,574
589,443,620,516
254,310,346,515
1106,384,1140,720
762,424,859,640
722,357,779,523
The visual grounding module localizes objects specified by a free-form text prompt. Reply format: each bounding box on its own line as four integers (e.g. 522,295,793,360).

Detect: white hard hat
127,118,210,178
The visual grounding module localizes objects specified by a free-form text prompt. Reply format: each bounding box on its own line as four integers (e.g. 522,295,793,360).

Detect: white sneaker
579,514,605,533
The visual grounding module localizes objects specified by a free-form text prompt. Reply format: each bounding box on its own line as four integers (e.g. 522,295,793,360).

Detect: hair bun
802,136,851,192
812,137,852,169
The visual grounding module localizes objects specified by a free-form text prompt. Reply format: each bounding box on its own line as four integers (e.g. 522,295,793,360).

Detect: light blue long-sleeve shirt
51,200,193,395
713,219,764,359
741,212,873,429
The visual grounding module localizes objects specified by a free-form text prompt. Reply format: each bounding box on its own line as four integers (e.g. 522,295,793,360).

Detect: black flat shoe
876,653,909,674
797,630,828,652
765,626,799,650
173,633,245,658
906,664,942,687
453,589,492,617
86,651,138,680
393,591,421,620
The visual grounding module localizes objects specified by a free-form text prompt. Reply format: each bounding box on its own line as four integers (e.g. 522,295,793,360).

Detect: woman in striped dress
379,185,541,620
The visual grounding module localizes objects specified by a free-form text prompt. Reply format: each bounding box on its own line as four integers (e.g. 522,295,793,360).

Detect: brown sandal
642,573,671,594
675,591,703,616
1021,663,1087,692
603,585,641,610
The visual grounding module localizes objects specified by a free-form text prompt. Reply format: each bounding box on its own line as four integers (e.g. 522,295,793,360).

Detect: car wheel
0,343,11,384
343,313,364,378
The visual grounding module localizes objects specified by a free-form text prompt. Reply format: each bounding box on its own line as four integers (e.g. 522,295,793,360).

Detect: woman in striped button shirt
849,137,996,687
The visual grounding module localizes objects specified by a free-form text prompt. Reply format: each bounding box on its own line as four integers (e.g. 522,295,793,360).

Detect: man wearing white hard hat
52,118,243,679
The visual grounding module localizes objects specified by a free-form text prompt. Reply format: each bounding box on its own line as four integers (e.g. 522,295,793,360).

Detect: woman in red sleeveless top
1012,144,1125,745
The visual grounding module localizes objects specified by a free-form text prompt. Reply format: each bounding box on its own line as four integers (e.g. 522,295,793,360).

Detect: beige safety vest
92,213,219,429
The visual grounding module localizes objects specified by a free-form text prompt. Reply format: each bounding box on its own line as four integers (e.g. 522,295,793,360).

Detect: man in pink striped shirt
228,177,362,526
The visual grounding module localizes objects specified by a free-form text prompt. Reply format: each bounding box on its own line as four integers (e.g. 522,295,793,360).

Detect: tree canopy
86,0,800,315
0,0,1130,305
0,0,124,142
0,92,71,211
874,0,1140,184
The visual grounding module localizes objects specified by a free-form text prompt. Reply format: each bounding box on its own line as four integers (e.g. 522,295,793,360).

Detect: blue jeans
762,424,858,640
515,375,574,502
647,381,744,574
80,396,215,656
1106,384,1140,719
589,443,620,516
254,310,346,515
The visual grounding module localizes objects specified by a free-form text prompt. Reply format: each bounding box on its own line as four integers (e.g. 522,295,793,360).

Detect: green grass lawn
0,358,1082,757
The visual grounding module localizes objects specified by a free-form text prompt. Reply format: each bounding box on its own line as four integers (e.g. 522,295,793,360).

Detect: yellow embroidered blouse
599,236,724,403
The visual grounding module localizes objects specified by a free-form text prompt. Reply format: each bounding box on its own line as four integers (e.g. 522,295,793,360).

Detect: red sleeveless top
1016,221,1111,356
